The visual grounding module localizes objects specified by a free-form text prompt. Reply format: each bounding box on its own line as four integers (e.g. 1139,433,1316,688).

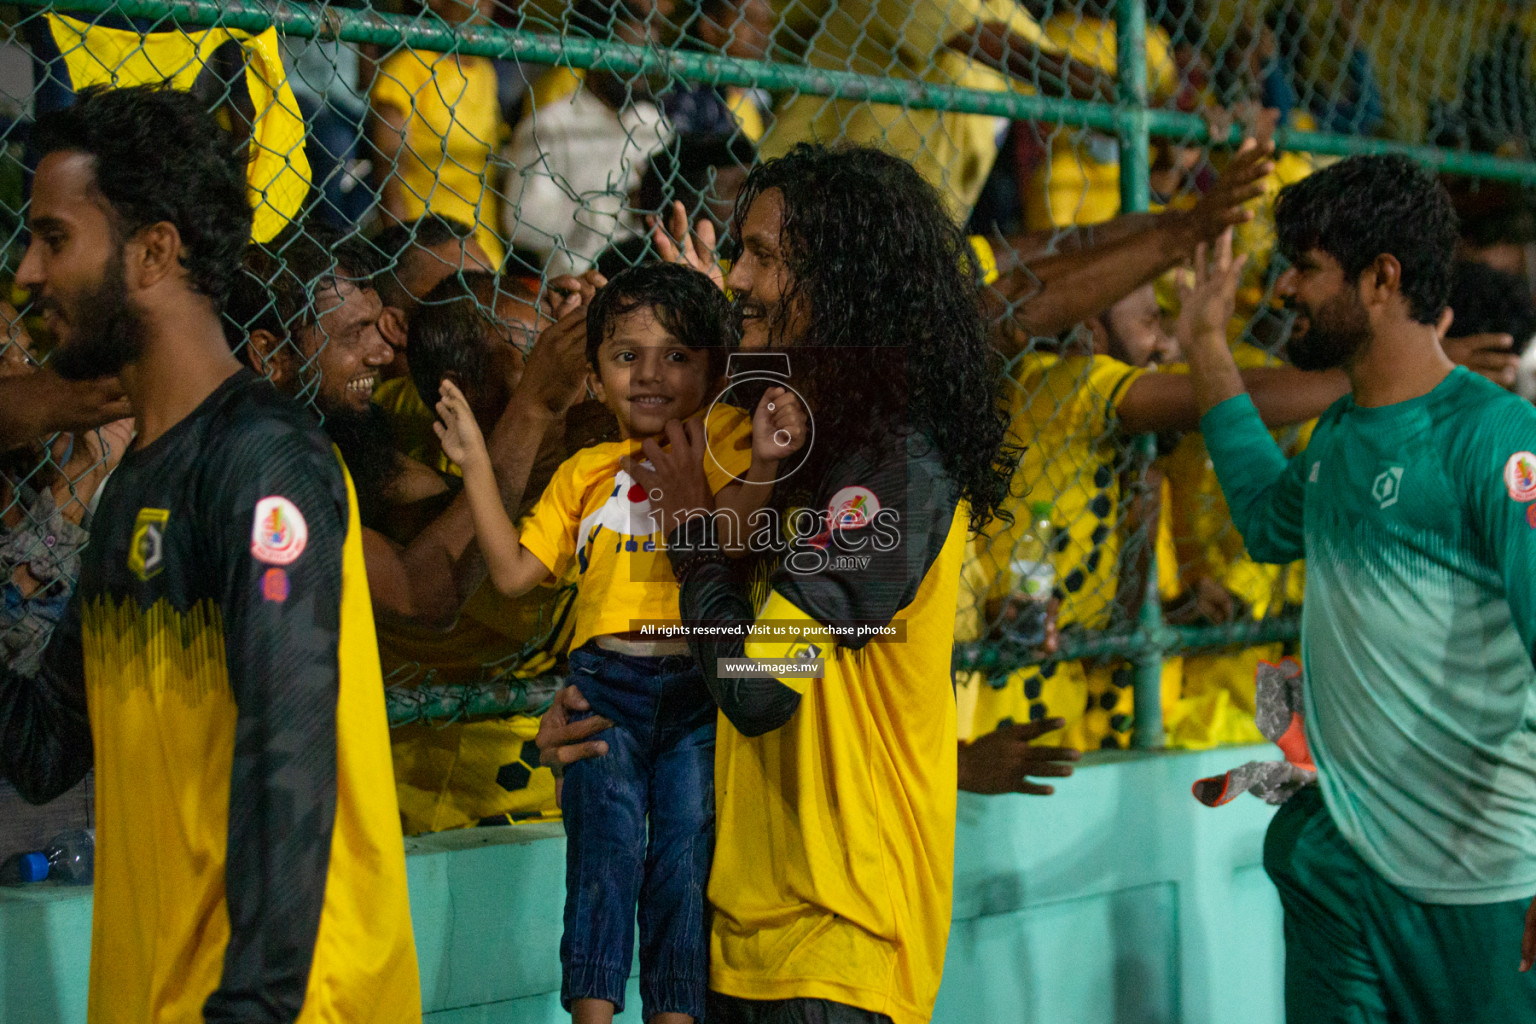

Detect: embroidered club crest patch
827,485,880,530
128,508,169,581
251,496,308,565
1507,452,1536,502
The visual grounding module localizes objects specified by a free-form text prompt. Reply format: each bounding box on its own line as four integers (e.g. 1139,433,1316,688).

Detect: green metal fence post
1115,0,1151,212
1115,0,1166,748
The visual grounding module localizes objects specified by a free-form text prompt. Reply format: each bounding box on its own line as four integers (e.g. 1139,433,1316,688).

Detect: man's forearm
1118,365,1346,435
956,24,1116,102
0,373,129,451
0,384,43,450
1000,212,1199,342
398,400,559,623
1184,327,1249,416
1243,367,1349,426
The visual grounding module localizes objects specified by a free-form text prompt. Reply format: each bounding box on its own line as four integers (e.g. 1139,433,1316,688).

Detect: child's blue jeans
560,641,716,1021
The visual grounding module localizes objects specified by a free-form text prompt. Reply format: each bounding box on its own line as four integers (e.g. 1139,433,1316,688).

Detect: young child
434,262,805,1024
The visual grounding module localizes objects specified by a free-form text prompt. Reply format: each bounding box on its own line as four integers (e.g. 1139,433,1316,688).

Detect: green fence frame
17,0,1535,739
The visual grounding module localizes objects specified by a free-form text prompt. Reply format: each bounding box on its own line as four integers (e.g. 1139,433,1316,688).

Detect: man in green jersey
1181,147,1536,1021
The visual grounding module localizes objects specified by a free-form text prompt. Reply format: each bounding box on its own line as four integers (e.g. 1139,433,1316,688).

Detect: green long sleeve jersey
1204,367,1536,904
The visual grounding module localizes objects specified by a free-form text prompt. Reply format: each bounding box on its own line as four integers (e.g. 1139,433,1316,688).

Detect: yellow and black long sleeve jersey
0,369,420,1024
670,430,967,1024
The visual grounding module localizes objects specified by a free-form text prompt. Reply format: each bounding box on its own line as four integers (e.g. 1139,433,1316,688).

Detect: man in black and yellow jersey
0,86,420,1022
545,144,1013,1024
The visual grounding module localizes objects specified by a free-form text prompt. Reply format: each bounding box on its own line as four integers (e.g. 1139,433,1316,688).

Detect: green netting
5,0,1536,765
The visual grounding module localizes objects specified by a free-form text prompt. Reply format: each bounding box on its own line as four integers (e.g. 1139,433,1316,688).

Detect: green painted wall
0,745,1284,1023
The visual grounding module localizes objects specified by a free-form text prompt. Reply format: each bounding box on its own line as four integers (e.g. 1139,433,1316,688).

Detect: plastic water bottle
0,830,92,886
43,829,95,885
1005,501,1057,648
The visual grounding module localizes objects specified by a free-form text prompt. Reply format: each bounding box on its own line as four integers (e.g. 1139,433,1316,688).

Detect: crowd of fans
5,0,1536,1020
3,0,1536,835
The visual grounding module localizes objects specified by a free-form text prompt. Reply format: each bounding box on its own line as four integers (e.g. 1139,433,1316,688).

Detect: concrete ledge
1,745,1284,1024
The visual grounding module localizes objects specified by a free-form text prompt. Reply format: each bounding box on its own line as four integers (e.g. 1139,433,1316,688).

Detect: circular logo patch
1506,452,1536,502
827,485,881,530
251,496,308,565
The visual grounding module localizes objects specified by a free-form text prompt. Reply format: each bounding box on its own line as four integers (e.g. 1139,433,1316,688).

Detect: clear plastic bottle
1006,501,1057,648
43,829,95,885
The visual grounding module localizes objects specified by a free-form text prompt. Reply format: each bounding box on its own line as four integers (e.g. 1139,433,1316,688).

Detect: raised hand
541,269,607,321
752,386,808,465
1177,228,1249,352
650,200,724,291
515,303,592,416
433,378,490,470
1183,132,1278,246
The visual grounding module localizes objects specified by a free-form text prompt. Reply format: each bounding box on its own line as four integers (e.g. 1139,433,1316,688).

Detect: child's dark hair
409,271,504,408
585,263,735,377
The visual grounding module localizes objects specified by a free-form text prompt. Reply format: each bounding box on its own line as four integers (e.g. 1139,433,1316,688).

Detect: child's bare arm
714,388,808,556
434,380,552,597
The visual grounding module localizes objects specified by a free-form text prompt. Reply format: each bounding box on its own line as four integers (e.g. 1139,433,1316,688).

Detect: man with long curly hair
541,143,1014,1024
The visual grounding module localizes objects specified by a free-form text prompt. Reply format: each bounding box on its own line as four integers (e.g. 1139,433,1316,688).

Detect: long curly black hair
728,144,1015,531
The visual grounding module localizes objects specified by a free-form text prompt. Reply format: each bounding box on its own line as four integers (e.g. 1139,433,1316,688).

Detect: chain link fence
5,0,1536,829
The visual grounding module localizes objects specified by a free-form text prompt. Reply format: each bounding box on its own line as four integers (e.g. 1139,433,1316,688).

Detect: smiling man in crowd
227,223,595,627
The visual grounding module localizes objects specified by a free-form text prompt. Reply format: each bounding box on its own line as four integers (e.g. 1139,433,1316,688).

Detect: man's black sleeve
200,419,349,1024
0,591,92,803
674,434,959,737
672,514,803,737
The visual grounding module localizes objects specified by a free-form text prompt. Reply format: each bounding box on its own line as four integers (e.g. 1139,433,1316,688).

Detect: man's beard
322,402,401,529
1285,292,1373,372
47,250,144,382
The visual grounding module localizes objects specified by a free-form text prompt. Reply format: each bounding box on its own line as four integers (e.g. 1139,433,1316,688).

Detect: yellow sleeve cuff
968,235,1000,286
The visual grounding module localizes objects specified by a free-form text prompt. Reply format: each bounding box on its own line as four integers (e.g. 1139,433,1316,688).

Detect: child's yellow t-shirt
518,404,753,651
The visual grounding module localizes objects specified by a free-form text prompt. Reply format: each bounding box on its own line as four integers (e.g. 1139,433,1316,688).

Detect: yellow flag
47,15,310,243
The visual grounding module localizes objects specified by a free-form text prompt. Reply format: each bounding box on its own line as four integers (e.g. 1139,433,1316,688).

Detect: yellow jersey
518,404,752,650
678,430,969,1024
371,47,506,266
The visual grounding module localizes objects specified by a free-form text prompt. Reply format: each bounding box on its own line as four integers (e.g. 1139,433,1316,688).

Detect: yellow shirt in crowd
1025,15,1180,231
976,351,1146,631
761,0,1054,218
371,47,506,267
518,404,752,650
385,578,577,833
961,351,1148,748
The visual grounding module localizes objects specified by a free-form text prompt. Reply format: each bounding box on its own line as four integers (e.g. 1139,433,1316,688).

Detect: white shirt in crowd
501,83,671,276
